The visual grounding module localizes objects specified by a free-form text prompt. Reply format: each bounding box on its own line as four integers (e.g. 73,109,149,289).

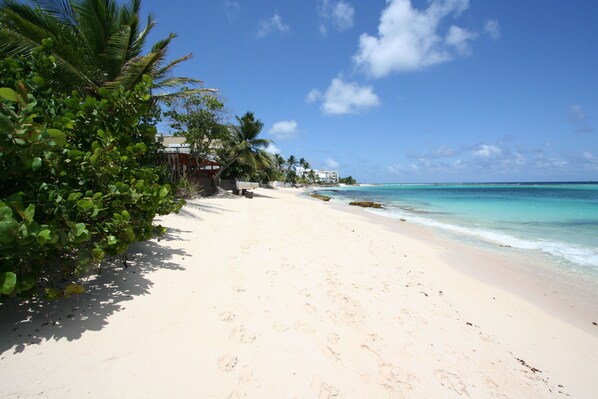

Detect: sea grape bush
0,43,182,301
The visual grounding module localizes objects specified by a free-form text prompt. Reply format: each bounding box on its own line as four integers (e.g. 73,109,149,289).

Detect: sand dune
1,188,596,398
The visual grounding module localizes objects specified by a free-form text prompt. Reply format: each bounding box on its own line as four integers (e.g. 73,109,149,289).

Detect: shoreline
1,187,597,398
316,191,598,336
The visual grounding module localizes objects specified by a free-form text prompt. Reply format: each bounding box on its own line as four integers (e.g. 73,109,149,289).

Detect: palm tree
307,170,317,185
299,157,310,170
274,154,285,172
286,155,298,173
212,112,273,188
0,0,203,98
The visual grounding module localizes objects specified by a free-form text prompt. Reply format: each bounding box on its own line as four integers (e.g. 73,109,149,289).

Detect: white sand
1,187,597,398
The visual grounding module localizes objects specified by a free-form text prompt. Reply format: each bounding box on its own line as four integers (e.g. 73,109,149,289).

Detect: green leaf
37,229,52,245
0,205,13,219
76,199,94,211
68,192,82,201
1,272,17,295
0,88,19,102
0,220,19,244
107,235,117,245
64,284,84,296
159,187,169,199
23,204,35,223
32,76,45,87
45,287,61,300
47,129,66,147
74,223,86,236
32,157,42,171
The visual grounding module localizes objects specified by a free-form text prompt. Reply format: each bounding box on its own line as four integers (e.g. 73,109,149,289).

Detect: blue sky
144,0,597,183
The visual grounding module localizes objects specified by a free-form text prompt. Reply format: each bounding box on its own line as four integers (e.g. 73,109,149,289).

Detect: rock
349,201,383,209
309,193,331,201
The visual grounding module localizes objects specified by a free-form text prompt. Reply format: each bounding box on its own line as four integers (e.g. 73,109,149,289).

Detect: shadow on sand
0,229,190,356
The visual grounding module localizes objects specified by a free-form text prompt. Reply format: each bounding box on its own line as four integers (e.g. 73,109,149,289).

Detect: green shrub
0,44,182,301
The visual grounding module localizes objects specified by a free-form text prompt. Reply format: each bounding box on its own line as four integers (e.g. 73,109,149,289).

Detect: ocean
316,183,598,280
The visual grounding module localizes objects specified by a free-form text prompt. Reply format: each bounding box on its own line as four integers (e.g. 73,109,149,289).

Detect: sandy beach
1,187,597,398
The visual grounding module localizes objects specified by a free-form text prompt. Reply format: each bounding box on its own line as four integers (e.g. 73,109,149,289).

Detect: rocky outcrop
349,201,383,209
309,193,331,201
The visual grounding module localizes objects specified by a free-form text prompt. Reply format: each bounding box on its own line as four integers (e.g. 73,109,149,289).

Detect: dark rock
309,193,331,201
349,201,383,208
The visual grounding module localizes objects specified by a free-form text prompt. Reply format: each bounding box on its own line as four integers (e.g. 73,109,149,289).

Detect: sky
143,0,598,183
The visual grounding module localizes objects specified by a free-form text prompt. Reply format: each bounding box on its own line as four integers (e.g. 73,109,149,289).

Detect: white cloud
318,78,380,115
325,158,340,169
318,0,355,35
305,89,322,103
484,19,500,40
223,0,241,22
472,144,502,158
257,12,290,38
432,146,457,158
269,120,299,140
582,151,594,161
265,143,281,154
445,25,477,55
353,0,477,77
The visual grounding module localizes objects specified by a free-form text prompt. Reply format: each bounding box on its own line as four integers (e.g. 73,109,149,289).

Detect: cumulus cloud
264,143,281,154
390,141,598,180
269,120,299,140
484,19,500,40
223,0,241,22
305,89,322,103
311,78,380,115
353,0,477,77
445,25,477,55
433,146,457,158
472,144,502,158
257,12,290,38
318,0,355,35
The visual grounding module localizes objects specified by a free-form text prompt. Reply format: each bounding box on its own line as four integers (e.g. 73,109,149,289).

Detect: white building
296,167,339,183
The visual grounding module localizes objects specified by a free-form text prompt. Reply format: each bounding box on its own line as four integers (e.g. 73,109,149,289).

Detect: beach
1,187,597,398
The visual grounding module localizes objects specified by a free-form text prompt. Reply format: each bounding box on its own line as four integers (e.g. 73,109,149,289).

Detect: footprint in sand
230,325,256,343
378,363,417,393
218,354,239,372
322,346,341,361
303,303,317,314
273,321,290,332
360,344,382,361
434,369,469,396
311,376,339,399
239,365,260,388
327,333,340,344
220,311,237,322
295,321,315,334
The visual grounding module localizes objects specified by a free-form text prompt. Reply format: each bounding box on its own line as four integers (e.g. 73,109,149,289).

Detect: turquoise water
318,183,598,274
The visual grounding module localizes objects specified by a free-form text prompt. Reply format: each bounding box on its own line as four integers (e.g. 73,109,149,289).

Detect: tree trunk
211,156,238,192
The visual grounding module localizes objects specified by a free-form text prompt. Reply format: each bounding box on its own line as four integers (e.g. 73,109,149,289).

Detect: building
296,167,339,184
157,135,190,153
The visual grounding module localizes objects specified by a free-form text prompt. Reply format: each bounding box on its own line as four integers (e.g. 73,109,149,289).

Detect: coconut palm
299,157,310,170
286,155,298,173
274,154,285,172
212,112,273,187
0,0,203,98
